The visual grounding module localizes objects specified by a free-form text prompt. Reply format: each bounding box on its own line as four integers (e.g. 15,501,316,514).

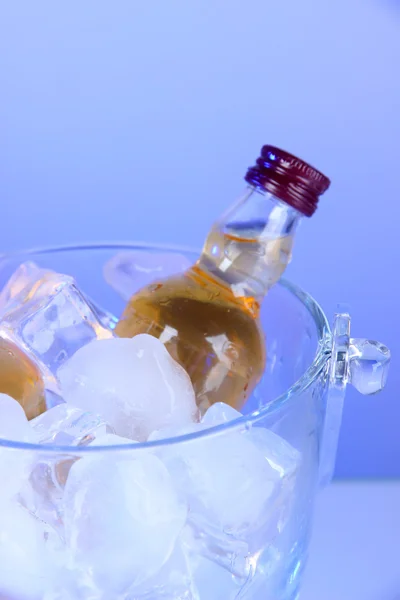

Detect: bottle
0,337,45,420
115,146,330,412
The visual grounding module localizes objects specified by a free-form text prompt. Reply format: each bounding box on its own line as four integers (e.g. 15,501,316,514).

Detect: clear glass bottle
115,146,331,411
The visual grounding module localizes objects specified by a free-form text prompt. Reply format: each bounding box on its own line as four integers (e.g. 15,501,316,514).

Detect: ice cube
42,592,73,600
21,406,114,533
103,251,191,301
0,500,65,600
0,270,113,382
0,263,76,321
20,454,73,535
90,433,136,446
0,261,49,314
190,554,244,600
151,403,300,579
30,404,113,446
44,389,66,410
84,296,118,332
201,402,242,426
148,421,203,442
233,545,282,600
63,448,187,595
203,402,300,480
127,541,197,600
0,393,36,442
0,261,118,331
191,545,281,600
58,334,198,441
248,426,301,481
42,591,77,600
0,394,36,503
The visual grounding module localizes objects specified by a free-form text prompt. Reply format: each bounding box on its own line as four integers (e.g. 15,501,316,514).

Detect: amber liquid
116,231,293,412
115,269,264,412
0,337,46,420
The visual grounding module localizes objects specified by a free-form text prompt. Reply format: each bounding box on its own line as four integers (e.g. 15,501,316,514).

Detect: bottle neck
196,185,302,302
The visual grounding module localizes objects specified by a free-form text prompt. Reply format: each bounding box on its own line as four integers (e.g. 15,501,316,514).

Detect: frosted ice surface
30,404,113,446
127,541,197,600
191,546,281,600
0,261,50,314
58,334,198,441
0,267,113,381
201,402,242,426
63,448,187,595
203,403,300,479
151,402,300,578
247,426,300,480
104,251,191,301
147,421,203,443
190,554,244,600
44,389,66,410
0,393,36,443
0,394,36,502
21,455,72,535
0,500,65,600
0,261,117,330
42,592,76,600
233,545,282,600
22,407,114,534
89,433,136,446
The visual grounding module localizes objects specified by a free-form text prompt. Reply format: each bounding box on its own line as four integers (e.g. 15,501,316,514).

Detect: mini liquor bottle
116,146,330,411
0,337,45,420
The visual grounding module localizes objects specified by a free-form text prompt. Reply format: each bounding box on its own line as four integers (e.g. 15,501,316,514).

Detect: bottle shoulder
127,269,262,322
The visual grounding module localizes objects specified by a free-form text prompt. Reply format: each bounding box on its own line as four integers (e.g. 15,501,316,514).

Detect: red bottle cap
244,145,331,217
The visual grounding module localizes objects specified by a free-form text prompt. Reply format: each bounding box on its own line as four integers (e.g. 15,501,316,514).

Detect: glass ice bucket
0,243,390,600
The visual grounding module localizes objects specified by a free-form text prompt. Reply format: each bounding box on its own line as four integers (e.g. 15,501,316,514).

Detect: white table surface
301,481,400,600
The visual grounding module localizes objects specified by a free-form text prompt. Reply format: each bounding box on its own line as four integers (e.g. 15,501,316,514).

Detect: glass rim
0,241,331,453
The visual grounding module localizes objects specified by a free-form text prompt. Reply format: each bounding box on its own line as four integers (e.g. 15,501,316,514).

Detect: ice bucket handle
319,304,390,488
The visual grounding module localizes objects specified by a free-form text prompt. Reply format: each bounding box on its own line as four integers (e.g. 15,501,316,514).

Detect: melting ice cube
58,334,198,441
0,393,36,443
150,402,300,579
104,251,191,301
0,261,50,314
126,541,196,600
30,404,113,446
21,406,115,533
0,261,117,330
0,500,65,600
90,433,136,446
190,554,245,600
0,269,113,385
190,545,281,600
0,393,36,503
63,448,187,594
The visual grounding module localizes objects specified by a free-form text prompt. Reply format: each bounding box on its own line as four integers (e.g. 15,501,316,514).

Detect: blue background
1,0,399,478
